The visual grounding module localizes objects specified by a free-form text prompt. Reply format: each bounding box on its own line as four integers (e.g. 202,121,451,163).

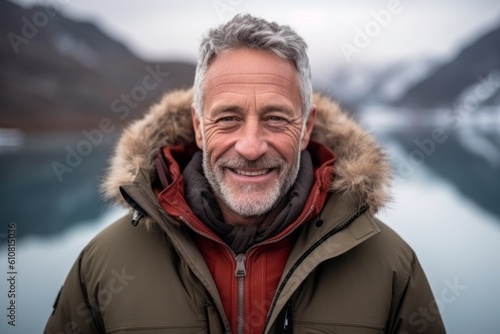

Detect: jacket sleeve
388,253,446,334
44,253,104,334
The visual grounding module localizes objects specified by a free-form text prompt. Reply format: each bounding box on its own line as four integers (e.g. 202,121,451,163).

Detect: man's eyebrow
211,104,245,114
260,104,294,115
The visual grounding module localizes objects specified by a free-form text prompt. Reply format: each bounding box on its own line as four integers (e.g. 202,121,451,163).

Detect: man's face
192,49,316,222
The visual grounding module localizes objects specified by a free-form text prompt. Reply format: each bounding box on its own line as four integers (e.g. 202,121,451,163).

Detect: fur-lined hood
103,88,391,214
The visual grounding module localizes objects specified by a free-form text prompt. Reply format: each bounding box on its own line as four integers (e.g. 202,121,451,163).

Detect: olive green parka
45,89,445,334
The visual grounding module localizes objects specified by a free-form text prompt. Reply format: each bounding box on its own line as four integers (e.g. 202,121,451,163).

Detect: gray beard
202,151,301,218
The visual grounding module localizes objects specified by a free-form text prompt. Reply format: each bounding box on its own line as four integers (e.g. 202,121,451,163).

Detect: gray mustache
216,156,286,170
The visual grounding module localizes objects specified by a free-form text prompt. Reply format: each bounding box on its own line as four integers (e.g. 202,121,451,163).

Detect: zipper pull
131,211,144,226
278,301,293,334
235,254,247,277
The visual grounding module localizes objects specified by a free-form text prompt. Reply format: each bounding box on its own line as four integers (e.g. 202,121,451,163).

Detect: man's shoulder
317,216,418,293
373,218,413,250
79,213,172,273
356,216,417,272
87,213,164,247
356,217,414,256
323,214,417,276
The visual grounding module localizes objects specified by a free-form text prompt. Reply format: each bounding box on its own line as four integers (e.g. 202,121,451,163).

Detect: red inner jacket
156,141,335,333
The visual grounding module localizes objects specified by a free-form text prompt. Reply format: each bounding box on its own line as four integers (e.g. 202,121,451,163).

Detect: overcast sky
11,0,500,83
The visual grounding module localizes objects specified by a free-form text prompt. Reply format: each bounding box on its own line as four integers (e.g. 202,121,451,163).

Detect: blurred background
1,0,499,332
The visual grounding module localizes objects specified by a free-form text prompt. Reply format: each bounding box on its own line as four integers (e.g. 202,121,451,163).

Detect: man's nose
234,119,268,161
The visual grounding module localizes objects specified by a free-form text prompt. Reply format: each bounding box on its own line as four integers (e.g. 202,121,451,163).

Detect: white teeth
234,169,269,176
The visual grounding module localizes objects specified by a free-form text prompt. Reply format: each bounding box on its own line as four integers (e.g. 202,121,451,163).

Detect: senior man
45,14,445,334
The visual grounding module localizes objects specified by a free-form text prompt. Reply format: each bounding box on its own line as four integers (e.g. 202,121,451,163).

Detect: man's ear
300,105,317,150
191,106,203,149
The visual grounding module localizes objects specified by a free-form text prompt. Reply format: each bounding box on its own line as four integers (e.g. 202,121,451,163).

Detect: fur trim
102,89,391,214
311,94,391,213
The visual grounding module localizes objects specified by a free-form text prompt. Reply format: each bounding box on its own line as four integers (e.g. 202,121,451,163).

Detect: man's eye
269,116,283,121
218,116,237,122
267,116,287,123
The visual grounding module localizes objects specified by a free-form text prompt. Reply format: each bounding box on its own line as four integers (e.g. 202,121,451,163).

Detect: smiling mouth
231,168,271,176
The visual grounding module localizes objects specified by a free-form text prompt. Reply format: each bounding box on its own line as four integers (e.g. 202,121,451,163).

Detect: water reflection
0,208,125,334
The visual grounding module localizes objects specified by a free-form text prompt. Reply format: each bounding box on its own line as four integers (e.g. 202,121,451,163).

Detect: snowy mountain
0,0,196,132
326,58,438,107
356,21,500,222
396,22,500,109
0,0,195,238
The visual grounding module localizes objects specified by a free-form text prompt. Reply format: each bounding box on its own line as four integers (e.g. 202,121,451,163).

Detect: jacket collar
103,88,392,215
138,141,335,241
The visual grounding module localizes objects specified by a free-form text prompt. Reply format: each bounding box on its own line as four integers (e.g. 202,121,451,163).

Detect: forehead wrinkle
206,72,296,88
207,86,299,112
208,81,296,97
207,82,294,99
207,72,295,81
207,93,248,115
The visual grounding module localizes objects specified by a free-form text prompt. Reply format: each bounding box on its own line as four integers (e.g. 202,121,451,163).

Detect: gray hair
193,14,312,120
